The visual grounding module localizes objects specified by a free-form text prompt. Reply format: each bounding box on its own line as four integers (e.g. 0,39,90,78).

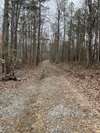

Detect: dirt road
0,61,100,133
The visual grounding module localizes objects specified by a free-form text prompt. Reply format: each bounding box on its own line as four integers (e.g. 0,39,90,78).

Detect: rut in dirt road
0,61,100,133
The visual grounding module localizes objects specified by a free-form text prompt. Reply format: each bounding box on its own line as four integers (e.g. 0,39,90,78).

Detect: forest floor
0,60,100,133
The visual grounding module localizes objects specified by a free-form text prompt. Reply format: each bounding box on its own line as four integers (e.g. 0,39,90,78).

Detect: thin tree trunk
2,0,10,78
36,0,41,66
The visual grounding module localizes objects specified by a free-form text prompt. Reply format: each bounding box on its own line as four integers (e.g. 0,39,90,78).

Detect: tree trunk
36,0,41,66
2,0,10,79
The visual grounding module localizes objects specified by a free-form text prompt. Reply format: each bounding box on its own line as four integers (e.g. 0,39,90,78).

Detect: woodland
1,0,100,79
0,0,100,132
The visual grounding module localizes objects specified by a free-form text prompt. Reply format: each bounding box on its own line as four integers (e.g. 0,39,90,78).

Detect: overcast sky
45,0,83,25
0,0,83,21
0,0,83,10
0,0,83,31
0,0,4,10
